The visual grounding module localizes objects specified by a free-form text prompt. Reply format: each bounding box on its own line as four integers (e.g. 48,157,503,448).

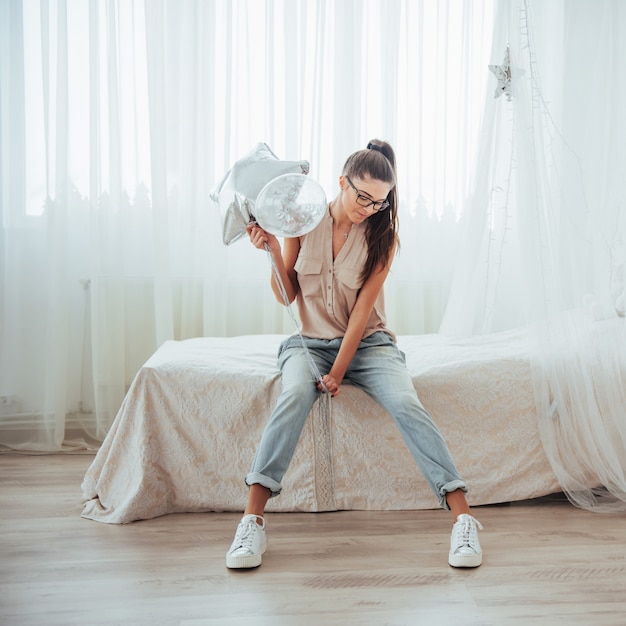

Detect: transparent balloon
254,173,327,238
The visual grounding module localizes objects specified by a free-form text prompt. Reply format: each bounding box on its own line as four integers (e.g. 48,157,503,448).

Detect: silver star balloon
211,143,309,245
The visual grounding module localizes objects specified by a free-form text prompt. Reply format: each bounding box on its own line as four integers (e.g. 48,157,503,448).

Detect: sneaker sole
448,552,482,568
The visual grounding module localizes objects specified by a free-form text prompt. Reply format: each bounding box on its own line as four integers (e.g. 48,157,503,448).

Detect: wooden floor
1,454,625,626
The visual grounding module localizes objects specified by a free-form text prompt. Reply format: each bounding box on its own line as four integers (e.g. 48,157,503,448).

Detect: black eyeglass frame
345,176,390,212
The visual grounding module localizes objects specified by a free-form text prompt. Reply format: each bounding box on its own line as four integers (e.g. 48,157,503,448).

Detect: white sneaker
448,513,483,568
226,514,267,569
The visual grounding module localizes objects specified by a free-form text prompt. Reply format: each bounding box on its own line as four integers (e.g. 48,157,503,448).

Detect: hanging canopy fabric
441,0,626,512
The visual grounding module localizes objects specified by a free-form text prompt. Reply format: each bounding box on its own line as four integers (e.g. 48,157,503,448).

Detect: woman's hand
246,223,280,253
319,373,341,397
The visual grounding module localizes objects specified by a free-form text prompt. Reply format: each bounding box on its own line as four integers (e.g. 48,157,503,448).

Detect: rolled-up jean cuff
439,480,468,510
246,472,282,498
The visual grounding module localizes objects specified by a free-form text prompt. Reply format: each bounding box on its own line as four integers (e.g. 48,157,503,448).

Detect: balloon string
264,243,329,394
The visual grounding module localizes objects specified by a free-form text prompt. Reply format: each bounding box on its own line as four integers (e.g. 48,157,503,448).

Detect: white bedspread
81,330,560,523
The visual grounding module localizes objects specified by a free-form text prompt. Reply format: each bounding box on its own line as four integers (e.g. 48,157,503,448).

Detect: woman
226,140,483,569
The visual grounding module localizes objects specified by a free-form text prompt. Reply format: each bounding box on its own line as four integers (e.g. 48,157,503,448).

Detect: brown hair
342,139,399,282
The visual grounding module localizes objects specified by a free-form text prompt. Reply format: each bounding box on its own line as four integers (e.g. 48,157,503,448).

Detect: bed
81,329,561,523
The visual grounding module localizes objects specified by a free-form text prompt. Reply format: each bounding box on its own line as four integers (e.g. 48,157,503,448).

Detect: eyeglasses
345,176,390,212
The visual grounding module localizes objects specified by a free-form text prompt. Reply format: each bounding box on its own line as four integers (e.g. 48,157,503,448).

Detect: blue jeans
246,331,467,510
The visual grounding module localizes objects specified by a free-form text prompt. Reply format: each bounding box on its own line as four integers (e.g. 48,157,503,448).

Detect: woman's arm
320,243,396,396
246,224,301,304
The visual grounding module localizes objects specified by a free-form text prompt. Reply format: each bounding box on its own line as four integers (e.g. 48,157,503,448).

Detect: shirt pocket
335,267,363,305
295,256,323,297
335,267,363,289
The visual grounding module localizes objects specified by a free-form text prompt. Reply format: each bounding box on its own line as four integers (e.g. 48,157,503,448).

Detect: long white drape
0,0,493,450
442,0,626,512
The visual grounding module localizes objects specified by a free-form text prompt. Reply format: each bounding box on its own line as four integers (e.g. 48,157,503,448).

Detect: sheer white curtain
0,0,494,450
442,0,626,512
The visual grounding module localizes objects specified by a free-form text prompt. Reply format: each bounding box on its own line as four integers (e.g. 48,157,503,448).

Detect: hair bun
367,142,385,155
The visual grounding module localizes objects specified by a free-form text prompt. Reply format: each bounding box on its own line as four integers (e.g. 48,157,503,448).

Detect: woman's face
341,174,393,223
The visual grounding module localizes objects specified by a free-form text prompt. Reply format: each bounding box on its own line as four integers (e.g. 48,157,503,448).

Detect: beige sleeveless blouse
294,209,394,340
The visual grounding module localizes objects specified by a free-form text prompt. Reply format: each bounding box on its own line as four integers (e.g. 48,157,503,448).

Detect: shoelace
234,518,262,551
455,515,484,551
